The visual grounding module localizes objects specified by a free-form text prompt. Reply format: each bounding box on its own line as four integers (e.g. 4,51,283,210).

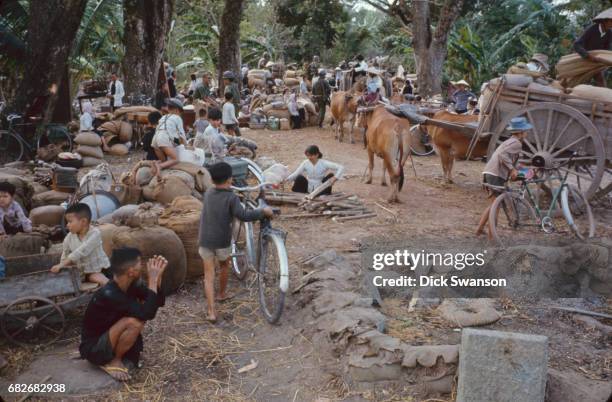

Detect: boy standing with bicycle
476,117,532,238
199,162,273,323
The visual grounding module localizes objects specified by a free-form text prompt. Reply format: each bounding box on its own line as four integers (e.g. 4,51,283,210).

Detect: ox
426,111,488,183
330,91,360,143
361,106,411,202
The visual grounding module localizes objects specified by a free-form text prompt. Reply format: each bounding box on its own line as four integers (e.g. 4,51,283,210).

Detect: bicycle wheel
231,219,255,280
0,131,24,163
489,192,540,247
561,185,595,240
257,232,289,324
37,125,73,153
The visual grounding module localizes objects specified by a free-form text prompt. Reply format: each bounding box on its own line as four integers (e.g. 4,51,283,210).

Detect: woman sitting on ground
285,145,344,195
151,98,187,175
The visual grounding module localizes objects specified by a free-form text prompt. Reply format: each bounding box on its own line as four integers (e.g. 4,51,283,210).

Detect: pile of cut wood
266,190,376,222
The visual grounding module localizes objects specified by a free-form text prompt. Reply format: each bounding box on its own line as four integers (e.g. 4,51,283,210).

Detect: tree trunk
218,0,245,95
411,0,464,98
9,0,87,123
122,0,174,99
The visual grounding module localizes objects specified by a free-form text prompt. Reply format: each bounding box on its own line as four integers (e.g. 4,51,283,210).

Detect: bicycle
0,114,73,164
230,182,289,324
488,153,595,247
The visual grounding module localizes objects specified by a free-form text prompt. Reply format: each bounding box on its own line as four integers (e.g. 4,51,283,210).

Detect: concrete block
457,328,548,402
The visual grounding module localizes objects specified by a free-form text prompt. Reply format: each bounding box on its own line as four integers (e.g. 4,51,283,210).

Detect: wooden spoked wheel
1,296,65,346
488,103,605,200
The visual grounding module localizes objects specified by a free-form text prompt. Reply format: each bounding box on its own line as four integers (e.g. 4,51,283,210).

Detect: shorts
82,331,114,366
483,174,506,196
199,246,231,262
224,124,238,132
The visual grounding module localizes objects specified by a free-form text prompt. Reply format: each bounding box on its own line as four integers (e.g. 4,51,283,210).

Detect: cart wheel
1,296,65,346
488,103,605,200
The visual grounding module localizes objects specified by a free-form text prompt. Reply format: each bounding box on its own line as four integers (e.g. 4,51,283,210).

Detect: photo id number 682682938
8,383,66,393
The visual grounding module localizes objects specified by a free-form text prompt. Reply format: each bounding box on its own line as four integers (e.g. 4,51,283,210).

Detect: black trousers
290,115,302,129
292,174,333,195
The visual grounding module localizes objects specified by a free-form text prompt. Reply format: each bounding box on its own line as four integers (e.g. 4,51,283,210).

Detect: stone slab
0,348,120,399
457,328,548,402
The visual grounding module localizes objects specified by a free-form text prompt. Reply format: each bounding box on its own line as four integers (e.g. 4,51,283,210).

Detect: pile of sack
73,132,105,167
249,92,318,128
97,120,132,156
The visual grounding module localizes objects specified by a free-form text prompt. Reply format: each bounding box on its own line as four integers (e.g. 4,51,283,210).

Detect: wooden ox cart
391,77,611,200
0,254,96,346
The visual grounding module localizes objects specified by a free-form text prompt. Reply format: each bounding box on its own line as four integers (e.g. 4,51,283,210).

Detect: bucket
77,191,121,222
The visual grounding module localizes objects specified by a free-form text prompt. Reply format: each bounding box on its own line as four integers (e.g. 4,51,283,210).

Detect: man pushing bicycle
476,117,532,239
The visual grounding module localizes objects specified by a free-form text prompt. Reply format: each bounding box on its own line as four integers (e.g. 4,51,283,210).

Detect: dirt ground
0,124,610,401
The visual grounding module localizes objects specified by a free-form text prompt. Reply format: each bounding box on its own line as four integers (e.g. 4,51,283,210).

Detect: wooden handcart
0,254,97,346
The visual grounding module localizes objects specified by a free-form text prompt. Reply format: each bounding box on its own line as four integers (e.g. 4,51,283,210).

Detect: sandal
100,365,131,382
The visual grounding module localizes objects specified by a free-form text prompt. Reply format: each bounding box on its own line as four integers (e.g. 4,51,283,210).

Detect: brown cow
426,111,488,183
330,91,360,143
361,106,412,202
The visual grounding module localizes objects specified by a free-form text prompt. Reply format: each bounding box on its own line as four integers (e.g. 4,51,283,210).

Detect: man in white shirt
107,72,124,111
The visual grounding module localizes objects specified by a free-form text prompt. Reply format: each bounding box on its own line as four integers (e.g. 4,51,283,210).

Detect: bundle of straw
556,50,612,87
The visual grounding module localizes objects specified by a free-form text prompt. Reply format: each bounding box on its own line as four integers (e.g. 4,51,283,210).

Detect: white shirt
367,75,383,93
286,159,344,192
61,227,110,274
152,114,185,148
222,102,238,125
108,79,124,107
355,60,368,72
79,113,93,131
194,124,226,161
300,81,308,95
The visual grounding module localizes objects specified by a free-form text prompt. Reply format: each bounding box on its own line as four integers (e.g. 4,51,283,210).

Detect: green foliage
276,0,349,62
69,0,124,82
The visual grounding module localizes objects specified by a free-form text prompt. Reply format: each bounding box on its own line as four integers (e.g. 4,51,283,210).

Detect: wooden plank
5,253,61,277
0,270,75,306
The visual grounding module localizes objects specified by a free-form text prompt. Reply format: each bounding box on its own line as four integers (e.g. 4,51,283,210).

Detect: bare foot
206,310,217,323
101,359,131,382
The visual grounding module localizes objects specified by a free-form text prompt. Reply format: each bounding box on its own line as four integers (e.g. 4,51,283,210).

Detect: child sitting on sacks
198,162,273,322
51,203,110,287
0,182,32,238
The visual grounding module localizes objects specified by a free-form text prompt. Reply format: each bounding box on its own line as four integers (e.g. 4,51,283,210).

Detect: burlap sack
109,144,129,156
143,175,193,205
159,206,202,279
571,84,612,103
0,172,34,211
284,78,299,87
134,165,154,186
284,70,297,79
0,232,49,258
98,223,130,257
31,182,50,196
31,190,71,208
171,162,213,193
75,132,102,147
437,299,501,327
112,226,187,295
169,195,203,211
118,121,133,142
297,98,316,115
82,157,105,167
29,205,65,227
112,106,158,120
98,204,139,225
99,121,121,135
248,78,265,89
76,145,104,159
127,202,164,228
